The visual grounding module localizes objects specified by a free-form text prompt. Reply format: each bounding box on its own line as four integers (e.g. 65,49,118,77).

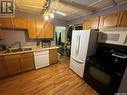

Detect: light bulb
44,15,49,20
50,13,54,19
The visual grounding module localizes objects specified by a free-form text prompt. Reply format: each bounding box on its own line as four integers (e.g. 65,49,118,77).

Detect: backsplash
0,30,56,48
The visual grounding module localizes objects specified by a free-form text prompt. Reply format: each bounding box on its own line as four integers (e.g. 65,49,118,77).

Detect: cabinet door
99,12,120,28
0,17,14,28
4,54,21,75
44,21,54,38
91,17,100,29
27,18,37,39
0,57,8,78
13,17,27,29
21,53,35,72
118,10,127,27
49,49,58,65
36,19,45,38
0,31,4,40
83,19,91,30
83,17,100,30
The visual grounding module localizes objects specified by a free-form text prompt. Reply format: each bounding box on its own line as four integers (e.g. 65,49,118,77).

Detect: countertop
0,46,59,56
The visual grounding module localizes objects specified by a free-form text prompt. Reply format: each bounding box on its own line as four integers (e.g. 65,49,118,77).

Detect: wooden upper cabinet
118,10,127,27
44,21,54,38
4,54,21,75
91,17,100,29
36,19,45,38
83,19,91,30
83,17,100,30
20,53,35,72
0,17,14,28
99,12,120,28
0,57,8,78
27,18,37,39
13,17,27,29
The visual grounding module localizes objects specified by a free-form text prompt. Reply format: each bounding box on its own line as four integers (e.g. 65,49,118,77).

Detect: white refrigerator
70,29,98,78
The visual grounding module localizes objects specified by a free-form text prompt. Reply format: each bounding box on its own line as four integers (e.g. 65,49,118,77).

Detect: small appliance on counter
84,43,127,95
36,40,51,48
42,41,51,48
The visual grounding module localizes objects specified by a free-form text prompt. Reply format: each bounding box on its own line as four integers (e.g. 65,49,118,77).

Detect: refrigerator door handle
75,34,80,56
75,34,79,56
71,56,84,63
77,34,81,56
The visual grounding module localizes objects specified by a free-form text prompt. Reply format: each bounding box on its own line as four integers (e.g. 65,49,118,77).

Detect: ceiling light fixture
55,10,67,16
49,13,54,18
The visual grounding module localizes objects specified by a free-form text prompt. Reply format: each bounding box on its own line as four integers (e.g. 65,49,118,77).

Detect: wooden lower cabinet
0,57,8,78
1,52,35,77
49,49,58,65
21,53,35,72
4,54,21,75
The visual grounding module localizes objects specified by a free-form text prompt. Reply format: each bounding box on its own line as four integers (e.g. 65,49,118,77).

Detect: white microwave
98,31,127,45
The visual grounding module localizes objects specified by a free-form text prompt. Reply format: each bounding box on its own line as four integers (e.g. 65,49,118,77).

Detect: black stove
84,43,127,95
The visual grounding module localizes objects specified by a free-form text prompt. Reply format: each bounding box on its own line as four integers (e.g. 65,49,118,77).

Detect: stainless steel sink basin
4,48,32,53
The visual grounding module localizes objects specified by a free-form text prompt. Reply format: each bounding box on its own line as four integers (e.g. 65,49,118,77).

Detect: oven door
84,59,121,95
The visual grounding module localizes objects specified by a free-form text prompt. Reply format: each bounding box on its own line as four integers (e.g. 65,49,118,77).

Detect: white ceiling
15,0,127,21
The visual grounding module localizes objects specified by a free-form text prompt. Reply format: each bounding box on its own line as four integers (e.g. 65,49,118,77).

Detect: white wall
0,30,36,48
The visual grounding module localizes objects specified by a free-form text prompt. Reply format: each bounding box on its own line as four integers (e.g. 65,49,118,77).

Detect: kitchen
0,0,127,95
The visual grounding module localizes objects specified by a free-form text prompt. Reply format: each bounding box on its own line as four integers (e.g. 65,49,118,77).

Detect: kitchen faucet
7,41,22,52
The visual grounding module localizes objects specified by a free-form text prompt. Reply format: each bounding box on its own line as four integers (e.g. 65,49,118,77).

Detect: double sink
4,48,32,54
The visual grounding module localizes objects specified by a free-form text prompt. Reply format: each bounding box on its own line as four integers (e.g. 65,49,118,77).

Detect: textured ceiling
15,0,127,21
